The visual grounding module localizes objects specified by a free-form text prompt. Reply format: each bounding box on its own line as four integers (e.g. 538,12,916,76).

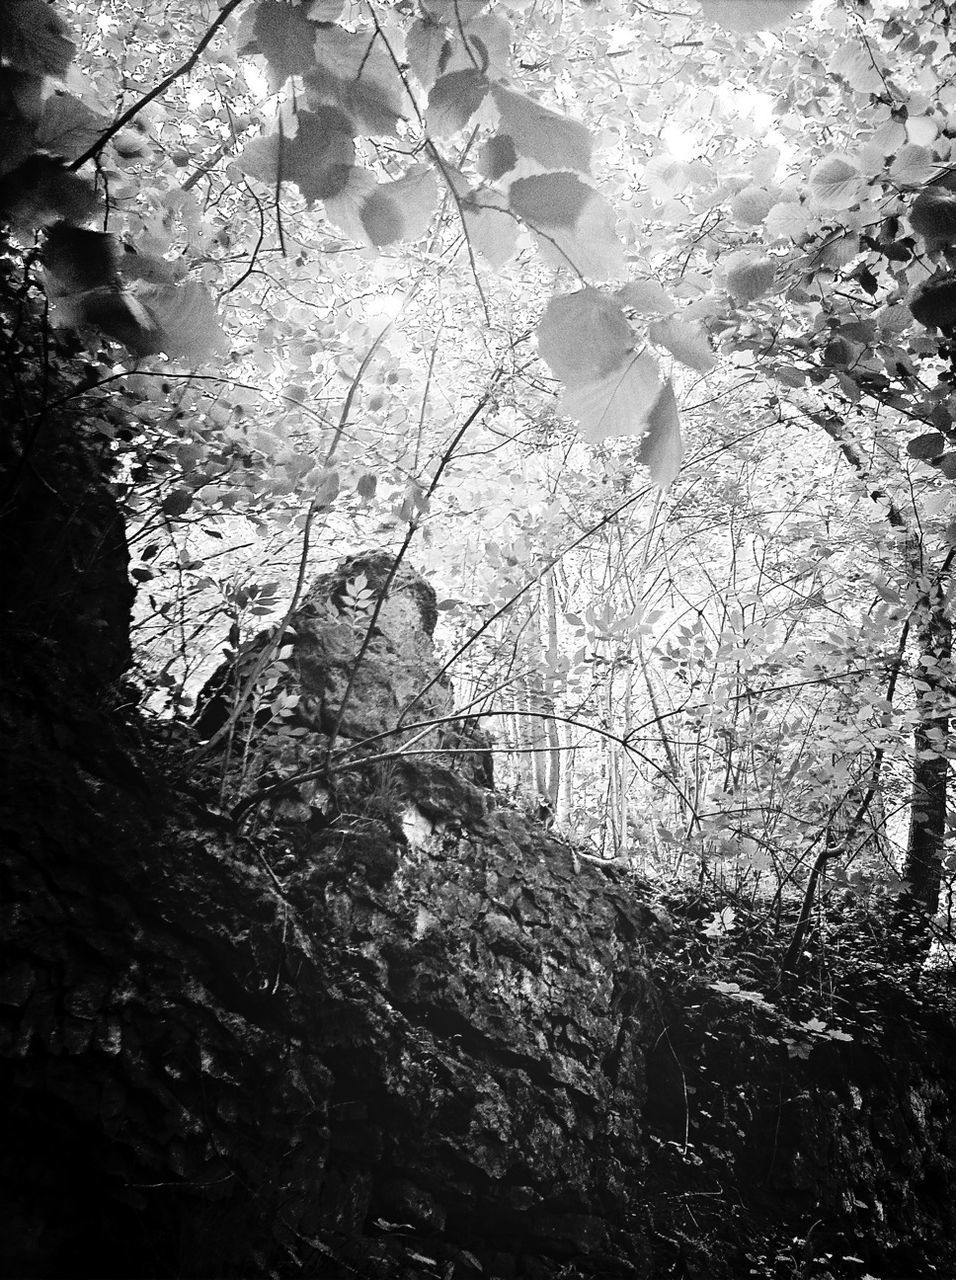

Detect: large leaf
42,225,119,294
808,154,862,210
648,315,717,374
238,110,356,203
509,172,592,229
421,0,491,23
510,173,624,279
537,288,633,385
828,42,887,94
907,432,946,461
458,188,519,269
556,349,663,445
54,287,160,355
323,166,379,241
889,144,937,188
0,155,98,229
307,28,408,136
140,281,229,362
695,0,807,32
1,68,46,127
406,17,449,90
35,91,109,163
0,0,75,77
427,69,489,136
618,278,676,315
724,251,775,303
360,165,439,246
237,131,282,186
477,134,517,181
730,185,773,226
490,84,591,174
763,200,815,241
285,107,356,203
462,12,513,73
543,197,625,281
639,380,682,489
254,0,318,84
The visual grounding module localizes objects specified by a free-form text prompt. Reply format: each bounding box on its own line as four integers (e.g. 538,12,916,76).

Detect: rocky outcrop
193,550,493,825
2,544,956,1279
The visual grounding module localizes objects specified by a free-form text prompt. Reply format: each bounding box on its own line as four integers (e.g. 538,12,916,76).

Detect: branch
69,0,248,172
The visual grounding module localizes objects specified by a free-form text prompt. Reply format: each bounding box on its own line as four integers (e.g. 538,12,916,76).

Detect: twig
69,0,248,171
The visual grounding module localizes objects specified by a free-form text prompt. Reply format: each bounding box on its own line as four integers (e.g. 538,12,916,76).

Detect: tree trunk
903,593,952,920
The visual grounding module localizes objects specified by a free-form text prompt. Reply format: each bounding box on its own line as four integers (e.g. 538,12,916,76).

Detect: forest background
4,0,956,955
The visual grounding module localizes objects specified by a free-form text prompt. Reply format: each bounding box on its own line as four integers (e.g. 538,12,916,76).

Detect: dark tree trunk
903,595,951,923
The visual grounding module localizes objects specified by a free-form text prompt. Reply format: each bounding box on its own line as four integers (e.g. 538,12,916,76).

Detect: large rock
193,550,493,824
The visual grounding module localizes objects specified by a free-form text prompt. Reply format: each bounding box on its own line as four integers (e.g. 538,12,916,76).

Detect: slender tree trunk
903,593,951,918
542,573,562,811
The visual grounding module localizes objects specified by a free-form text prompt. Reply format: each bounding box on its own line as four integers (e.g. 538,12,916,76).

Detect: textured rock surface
193,550,493,823
3,541,956,1278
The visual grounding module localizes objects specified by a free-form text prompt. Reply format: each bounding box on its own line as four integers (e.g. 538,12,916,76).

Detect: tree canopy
4,0,956,944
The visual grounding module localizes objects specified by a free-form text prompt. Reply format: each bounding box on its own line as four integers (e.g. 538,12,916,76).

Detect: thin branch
69,0,249,172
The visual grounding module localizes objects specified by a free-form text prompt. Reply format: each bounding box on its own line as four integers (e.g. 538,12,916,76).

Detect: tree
4,0,956,952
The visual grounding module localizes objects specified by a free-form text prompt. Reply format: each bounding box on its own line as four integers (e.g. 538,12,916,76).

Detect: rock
193,551,494,822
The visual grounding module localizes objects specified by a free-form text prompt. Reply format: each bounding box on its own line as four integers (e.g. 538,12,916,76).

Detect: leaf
477,133,517,181
254,0,319,84
0,155,98,229
406,17,449,89
910,188,956,242
162,488,193,519
356,471,377,499
537,288,633,384
640,380,682,488
427,69,489,136
59,287,160,354
730,185,773,226
724,251,775,303
0,67,43,124
648,315,717,374
360,165,438,246
537,197,625,281
490,84,591,174
695,0,807,32
889,143,937,188
140,281,229,362
0,0,75,77
539,192,626,281
307,28,408,136
119,245,183,286
237,131,282,186
310,0,345,19
808,154,862,210
618,279,676,315
510,173,624,279
458,188,519,268
42,226,119,294
421,0,490,23
313,467,340,510
509,171,592,229
323,166,379,241
462,12,513,73
773,364,808,388
763,199,814,241
35,91,109,163
907,431,946,461
285,107,356,202
828,42,887,95
556,349,663,445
